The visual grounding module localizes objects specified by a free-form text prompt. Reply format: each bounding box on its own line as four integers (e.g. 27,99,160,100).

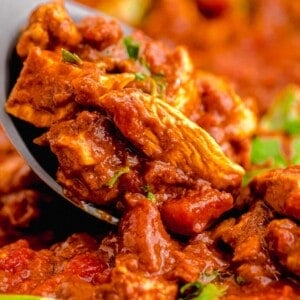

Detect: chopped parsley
142,185,156,202
179,269,227,300
134,72,148,81
236,275,246,285
179,282,227,300
250,136,286,168
243,84,300,185
291,137,300,164
242,136,286,185
123,36,140,60
260,85,300,135
61,48,82,65
106,166,130,188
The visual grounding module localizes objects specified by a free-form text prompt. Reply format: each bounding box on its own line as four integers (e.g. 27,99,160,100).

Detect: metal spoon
0,0,132,225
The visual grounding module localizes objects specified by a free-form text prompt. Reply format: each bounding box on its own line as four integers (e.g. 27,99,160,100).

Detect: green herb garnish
243,136,286,185
134,72,148,81
106,166,130,188
146,191,156,201
236,275,246,285
243,84,300,185
179,282,227,300
250,136,286,167
291,136,300,164
61,48,82,65
179,281,203,299
260,85,300,135
142,185,156,201
197,283,227,300
123,36,140,60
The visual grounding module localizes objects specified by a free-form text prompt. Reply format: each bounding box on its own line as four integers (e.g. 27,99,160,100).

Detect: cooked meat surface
1,1,299,299
251,166,300,220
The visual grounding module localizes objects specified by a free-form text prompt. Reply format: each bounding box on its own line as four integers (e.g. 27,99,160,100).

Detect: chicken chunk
17,2,81,57
193,72,257,166
78,16,123,50
266,219,300,277
212,201,278,285
160,181,233,235
45,110,141,205
119,193,179,274
89,88,244,190
251,166,300,220
6,48,81,127
6,47,135,128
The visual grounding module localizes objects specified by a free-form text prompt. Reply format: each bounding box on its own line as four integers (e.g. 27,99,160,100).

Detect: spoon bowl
0,0,131,225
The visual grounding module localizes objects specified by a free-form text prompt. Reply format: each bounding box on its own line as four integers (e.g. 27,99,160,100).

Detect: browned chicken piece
97,260,177,300
90,88,244,190
44,110,142,205
91,194,179,299
0,190,41,228
6,46,135,128
17,2,81,58
266,219,300,277
212,201,278,286
6,47,93,127
77,29,202,118
160,181,233,235
193,72,257,167
0,153,34,195
171,231,228,283
119,193,180,274
251,166,300,220
77,16,123,50
128,32,200,114
43,103,239,208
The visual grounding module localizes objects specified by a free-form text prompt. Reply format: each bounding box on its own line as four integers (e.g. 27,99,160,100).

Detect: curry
0,1,299,299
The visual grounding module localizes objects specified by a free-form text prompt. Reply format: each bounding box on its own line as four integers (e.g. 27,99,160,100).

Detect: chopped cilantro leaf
260,85,300,135
291,136,300,164
243,136,288,185
250,136,286,167
236,275,246,285
197,283,227,300
123,36,140,59
179,281,227,300
135,72,147,81
242,168,270,186
142,185,156,201
106,166,130,188
146,191,156,201
179,281,203,299
61,48,82,65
